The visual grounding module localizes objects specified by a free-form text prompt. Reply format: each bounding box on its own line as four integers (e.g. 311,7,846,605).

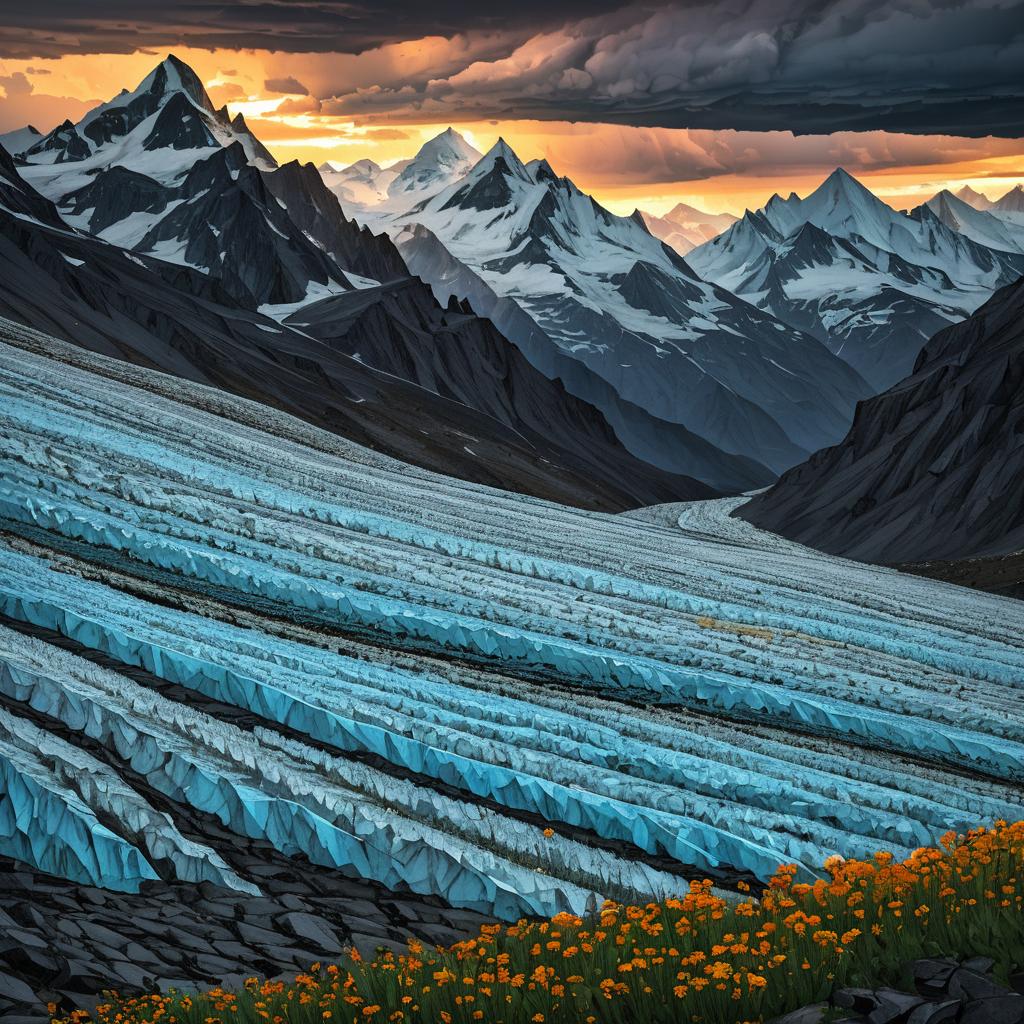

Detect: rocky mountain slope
738,275,1024,565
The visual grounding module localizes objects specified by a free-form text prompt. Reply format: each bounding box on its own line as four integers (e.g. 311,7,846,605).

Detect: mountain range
637,203,738,255
953,182,1024,220
366,137,871,477
2,52,1023,560
687,169,1024,391
0,55,878,495
922,188,1024,254
318,128,481,212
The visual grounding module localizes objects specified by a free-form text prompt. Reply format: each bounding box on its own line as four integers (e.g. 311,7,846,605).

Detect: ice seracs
1,318,1023,917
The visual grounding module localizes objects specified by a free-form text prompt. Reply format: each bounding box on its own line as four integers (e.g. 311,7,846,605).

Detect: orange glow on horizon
2,47,1023,218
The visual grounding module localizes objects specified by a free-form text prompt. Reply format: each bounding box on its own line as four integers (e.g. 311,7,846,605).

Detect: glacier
0,315,1022,921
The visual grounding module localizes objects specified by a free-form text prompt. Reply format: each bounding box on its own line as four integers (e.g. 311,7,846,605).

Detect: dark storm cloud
0,1,624,58
314,0,1024,137
264,76,310,95
4,0,1024,136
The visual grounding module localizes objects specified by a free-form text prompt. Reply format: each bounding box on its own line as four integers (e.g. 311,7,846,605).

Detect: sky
1,1,1023,216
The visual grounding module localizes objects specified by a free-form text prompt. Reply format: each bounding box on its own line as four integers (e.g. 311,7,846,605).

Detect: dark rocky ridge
263,158,409,285
286,279,724,502
0,146,66,227
739,276,1024,565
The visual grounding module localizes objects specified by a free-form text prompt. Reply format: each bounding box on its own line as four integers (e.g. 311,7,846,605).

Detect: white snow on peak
923,190,1024,255
0,125,42,158
762,169,908,255
18,54,274,200
366,136,870,476
951,185,994,212
320,158,400,207
384,128,482,202
688,167,1024,391
317,131,480,213
639,203,738,256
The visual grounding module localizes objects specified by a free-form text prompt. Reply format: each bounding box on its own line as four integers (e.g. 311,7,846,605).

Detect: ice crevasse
0,319,1023,918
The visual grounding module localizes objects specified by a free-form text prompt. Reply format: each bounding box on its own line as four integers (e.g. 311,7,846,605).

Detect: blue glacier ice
0,321,1023,915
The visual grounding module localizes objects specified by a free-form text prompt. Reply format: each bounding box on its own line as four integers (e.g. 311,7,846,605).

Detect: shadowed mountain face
395,223,776,493
738,276,1024,565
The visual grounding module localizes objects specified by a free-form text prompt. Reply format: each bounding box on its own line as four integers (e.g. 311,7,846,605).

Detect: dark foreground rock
771,956,1024,1024
899,551,1024,600
0,851,491,1021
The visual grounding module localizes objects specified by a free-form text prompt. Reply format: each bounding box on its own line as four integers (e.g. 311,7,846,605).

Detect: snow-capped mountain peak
416,126,479,166
953,184,994,211
341,158,383,176
921,189,1024,255
104,53,214,118
638,202,739,256
17,54,275,196
690,167,1024,392
318,157,401,206
779,167,907,252
0,124,42,159
374,137,869,480
469,137,529,180
526,157,558,184
385,127,481,201
994,183,1024,213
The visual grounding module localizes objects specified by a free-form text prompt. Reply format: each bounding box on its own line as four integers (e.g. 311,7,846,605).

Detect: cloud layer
2,0,1023,136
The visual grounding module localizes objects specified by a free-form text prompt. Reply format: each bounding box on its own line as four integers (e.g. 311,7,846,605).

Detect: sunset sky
2,1,1023,217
